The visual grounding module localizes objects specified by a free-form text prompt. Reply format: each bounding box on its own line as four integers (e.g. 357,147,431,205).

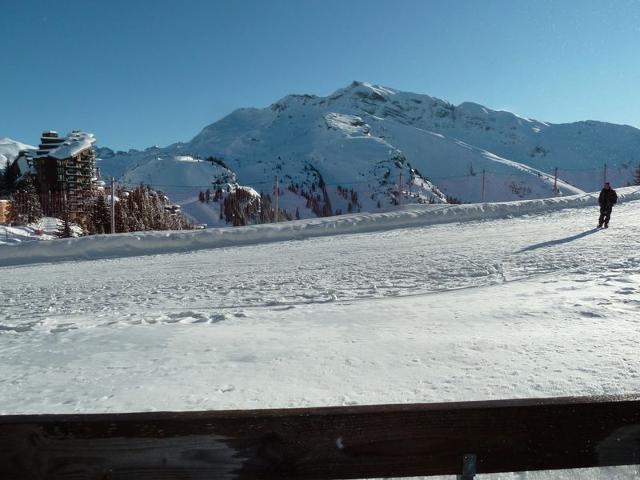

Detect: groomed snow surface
2,187,640,266
2,191,640,479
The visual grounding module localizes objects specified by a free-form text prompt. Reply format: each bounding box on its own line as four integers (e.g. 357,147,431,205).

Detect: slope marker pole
274,175,279,223
110,177,115,234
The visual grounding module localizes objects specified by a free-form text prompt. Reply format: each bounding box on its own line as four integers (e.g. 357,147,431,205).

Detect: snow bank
2,187,639,267
0,218,63,245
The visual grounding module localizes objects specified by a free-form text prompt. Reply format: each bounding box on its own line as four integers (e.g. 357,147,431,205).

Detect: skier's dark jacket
598,188,618,208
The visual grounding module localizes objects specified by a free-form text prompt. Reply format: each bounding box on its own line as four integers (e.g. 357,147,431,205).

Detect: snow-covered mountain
9,82,640,224
96,82,640,223
0,138,35,169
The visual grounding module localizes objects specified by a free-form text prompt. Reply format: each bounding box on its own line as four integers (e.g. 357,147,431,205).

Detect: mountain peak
328,81,396,103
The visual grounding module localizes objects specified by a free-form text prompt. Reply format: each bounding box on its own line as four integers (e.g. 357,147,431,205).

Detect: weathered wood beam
1,394,639,479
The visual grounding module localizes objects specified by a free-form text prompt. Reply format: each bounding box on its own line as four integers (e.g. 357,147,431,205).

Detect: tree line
1,168,192,236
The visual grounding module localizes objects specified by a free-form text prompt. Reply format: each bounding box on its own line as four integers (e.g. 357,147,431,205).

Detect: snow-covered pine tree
11,176,42,224
114,190,128,233
56,215,73,238
88,194,111,234
0,167,6,195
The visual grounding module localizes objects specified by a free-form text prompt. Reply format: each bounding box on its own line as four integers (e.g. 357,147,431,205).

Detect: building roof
36,131,96,160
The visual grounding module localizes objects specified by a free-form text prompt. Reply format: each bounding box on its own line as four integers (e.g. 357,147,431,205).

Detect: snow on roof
38,131,96,160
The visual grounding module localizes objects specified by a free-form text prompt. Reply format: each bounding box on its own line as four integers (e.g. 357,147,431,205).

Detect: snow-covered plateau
1,189,640,478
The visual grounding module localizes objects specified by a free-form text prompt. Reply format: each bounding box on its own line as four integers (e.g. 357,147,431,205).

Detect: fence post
481,169,486,202
274,175,279,223
457,453,477,480
111,177,115,234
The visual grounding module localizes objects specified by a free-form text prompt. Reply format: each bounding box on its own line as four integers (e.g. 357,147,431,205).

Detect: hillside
8,83,640,226
0,138,35,169
93,82,640,225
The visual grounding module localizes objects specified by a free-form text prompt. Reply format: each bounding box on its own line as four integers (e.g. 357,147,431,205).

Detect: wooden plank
1,394,640,479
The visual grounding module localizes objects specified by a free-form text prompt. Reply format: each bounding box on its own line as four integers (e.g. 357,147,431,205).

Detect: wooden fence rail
1,394,640,479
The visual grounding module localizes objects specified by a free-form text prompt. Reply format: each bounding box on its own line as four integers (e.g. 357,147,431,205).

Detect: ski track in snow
2,201,639,330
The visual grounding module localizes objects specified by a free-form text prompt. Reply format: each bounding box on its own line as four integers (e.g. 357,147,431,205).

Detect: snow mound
1,187,638,267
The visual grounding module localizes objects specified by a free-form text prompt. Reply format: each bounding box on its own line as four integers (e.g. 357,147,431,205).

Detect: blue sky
2,0,639,150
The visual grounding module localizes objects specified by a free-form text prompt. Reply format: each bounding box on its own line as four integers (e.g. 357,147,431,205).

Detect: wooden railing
1,394,639,479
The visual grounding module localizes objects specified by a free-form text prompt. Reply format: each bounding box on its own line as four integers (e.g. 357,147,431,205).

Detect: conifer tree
11,176,42,224
0,165,18,195
89,194,111,234
56,215,73,238
0,167,6,195
114,191,128,233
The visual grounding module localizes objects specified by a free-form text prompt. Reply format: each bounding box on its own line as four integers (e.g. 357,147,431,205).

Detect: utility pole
481,169,486,202
110,177,115,234
274,175,279,223
604,162,608,185
553,167,558,194
398,173,403,206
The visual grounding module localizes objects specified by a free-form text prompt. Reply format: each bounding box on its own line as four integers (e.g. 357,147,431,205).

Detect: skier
598,182,617,228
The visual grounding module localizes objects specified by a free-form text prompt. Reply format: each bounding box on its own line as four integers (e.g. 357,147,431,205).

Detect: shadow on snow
516,228,601,253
